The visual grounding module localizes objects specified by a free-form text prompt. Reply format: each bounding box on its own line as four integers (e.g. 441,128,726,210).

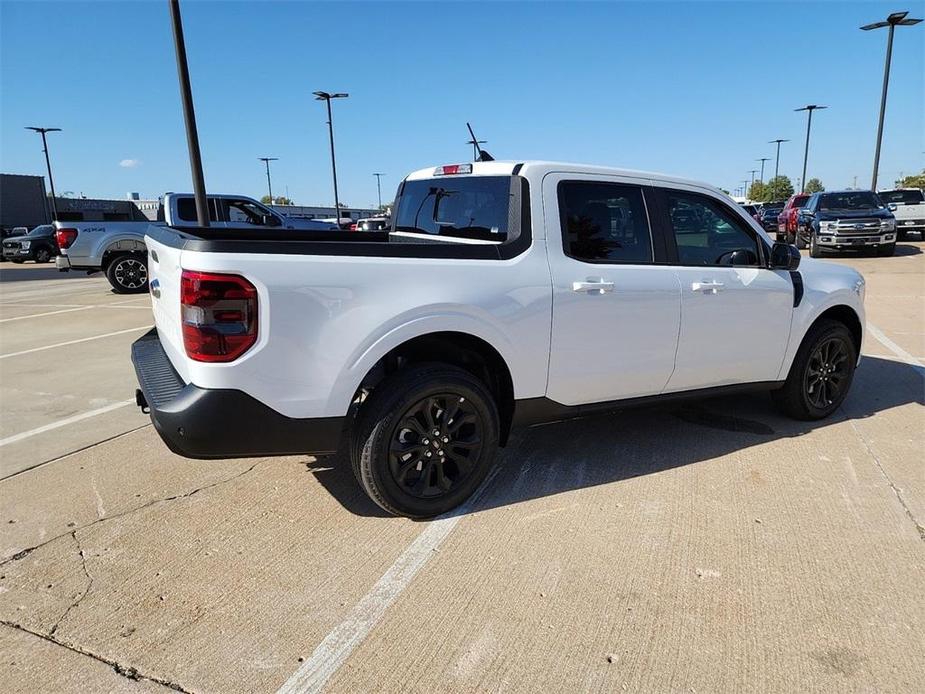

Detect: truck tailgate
145,234,189,383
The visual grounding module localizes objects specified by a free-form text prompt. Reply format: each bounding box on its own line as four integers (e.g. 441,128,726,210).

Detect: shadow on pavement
310,355,923,519
0,264,87,283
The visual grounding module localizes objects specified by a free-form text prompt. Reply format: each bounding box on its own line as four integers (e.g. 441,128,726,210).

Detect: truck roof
404,160,728,197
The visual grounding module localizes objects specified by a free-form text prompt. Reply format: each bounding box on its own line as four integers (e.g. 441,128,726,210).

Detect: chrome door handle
691,280,724,294
572,279,614,294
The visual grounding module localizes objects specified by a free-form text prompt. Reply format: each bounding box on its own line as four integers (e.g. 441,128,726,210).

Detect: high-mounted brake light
55,228,78,249
433,163,472,176
180,270,258,362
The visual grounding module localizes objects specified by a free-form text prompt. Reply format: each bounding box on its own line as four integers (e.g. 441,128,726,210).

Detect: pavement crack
49,531,94,636
848,419,925,541
0,619,195,693
1,462,262,565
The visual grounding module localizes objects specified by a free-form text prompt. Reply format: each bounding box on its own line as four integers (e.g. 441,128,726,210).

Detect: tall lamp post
795,105,827,192
748,169,759,191
861,10,922,190
259,157,278,204
168,0,209,227
769,139,789,181
372,172,386,210
25,126,61,221
313,91,348,227
757,157,770,183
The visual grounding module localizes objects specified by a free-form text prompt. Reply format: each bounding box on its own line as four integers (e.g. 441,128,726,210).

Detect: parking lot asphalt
1,245,923,694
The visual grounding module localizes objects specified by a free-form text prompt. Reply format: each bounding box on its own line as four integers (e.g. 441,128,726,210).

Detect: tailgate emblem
150,279,161,298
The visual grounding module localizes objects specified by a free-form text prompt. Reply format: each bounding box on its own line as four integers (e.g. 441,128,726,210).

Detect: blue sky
1,1,922,206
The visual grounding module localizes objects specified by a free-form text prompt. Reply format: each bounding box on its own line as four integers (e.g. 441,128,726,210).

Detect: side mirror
802,210,814,218
260,214,281,227
770,242,801,271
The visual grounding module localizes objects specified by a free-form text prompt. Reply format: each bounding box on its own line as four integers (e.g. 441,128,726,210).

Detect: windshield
878,189,924,204
792,196,810,208
818,191,883,211
394,176,519,242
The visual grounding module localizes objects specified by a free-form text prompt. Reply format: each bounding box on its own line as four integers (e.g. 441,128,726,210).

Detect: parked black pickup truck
1,224,59,263
796,190,897,258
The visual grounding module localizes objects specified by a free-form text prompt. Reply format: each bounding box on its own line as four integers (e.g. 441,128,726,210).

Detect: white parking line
0,326,151,360
276,467,501,694
0,302,150,311
867,322,925,375
0,306,94,323
0,399,135,448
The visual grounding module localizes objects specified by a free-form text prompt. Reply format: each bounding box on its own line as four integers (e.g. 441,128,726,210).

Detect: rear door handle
572,279,614,294
691,280,724,294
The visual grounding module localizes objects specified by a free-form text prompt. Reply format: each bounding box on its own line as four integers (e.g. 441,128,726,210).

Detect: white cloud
119,159,141,168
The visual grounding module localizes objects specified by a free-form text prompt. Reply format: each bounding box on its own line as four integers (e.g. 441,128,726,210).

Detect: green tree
896,170,925,189
746,181,768,202
764,175,794,202
805,178,824,193
261,195,293,205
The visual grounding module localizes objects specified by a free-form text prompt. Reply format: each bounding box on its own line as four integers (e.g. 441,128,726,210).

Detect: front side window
226,199,277,225
666,191,761,266
558,181,652,263
394,175,521,243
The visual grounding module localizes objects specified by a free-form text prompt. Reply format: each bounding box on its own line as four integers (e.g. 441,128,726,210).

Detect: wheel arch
351,331,516,446
100,238,147,270
813,304,862,357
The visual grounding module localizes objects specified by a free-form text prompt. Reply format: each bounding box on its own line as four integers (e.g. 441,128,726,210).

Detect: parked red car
777,193,811,243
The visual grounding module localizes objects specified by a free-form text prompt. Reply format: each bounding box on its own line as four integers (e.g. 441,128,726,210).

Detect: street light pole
861,11,922,191
313,91,348,228
259,157,278,204
795,105,827,193
168,0,209,227
769,139,789,181
372,172,385,210
748,169,759,190
757,157,770,183
25,126,61,221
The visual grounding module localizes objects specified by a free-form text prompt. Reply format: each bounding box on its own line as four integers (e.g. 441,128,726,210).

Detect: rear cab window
879,189,924,205
392,174,526,246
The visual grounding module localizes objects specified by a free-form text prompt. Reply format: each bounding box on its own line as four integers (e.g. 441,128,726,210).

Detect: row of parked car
741,187,924,257
1,224,60,263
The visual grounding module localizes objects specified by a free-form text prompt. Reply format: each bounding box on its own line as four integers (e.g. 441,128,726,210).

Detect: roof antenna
466,122,494,162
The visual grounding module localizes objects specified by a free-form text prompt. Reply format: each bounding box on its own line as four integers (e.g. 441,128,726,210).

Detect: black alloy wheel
34,247,51,263
388,394,483,499
803,336,850,411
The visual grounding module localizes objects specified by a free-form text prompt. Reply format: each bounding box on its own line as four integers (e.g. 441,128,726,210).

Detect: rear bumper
55,255,71,270
131,329,342,459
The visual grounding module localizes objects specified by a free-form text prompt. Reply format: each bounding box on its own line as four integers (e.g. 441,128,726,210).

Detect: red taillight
180,270,258,362
56,228,78,249
349,223,357,232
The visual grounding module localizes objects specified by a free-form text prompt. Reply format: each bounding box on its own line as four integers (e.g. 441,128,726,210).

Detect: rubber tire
11,259,24,264
897,231,908,242
771,319,857,421
352,363,499,519
33,247,52,263
809,231,824,258
795,231,807,250
105,254,149,294
877,242,895,257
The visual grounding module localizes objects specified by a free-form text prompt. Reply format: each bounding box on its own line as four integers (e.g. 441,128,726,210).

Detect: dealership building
1,173,154,233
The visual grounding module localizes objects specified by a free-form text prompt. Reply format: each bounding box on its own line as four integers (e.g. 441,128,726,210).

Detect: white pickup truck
55,193,338,293
878,188,925,240
132,161,866,518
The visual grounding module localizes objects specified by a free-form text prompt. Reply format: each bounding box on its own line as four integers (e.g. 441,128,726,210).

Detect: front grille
826,218,883,236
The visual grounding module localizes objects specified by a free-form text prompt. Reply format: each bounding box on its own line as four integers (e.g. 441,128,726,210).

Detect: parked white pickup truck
878,188,925,240
132,161,866,518
55,193,338,293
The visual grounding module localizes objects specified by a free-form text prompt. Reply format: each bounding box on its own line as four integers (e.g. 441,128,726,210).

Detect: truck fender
326,310,522,418
778,289,864,380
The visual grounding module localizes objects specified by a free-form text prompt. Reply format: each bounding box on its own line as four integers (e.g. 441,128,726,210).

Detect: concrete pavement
0,244,922,693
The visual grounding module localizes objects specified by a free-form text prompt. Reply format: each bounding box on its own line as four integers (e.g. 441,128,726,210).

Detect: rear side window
175,198,220,223
393,176,523,243
558,181,652,263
